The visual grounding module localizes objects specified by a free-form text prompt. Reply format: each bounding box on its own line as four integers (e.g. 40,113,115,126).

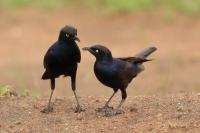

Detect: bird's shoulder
95,60,117,74
43,41,62,61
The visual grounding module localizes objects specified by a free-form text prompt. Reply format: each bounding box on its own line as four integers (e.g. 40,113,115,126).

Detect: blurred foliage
101,0,200,15
161,0,200,15
0,0,200,15
0,0,69,9
103,0,156,12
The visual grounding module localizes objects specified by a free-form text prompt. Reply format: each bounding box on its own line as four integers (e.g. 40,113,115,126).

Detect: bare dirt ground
1,8,200,132
1,93,200,133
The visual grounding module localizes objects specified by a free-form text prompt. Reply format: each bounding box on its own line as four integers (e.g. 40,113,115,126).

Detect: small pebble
15,121,21,125
130,107,138,112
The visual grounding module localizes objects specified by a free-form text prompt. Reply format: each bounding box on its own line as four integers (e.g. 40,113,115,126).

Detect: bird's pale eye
66,34,69,38
95,49,99,53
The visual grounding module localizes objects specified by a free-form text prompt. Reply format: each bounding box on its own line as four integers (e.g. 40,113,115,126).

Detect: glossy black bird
83,45,157,116
41,25,83,113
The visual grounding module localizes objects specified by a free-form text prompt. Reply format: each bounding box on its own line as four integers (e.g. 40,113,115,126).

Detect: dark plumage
41,25,83,113
83,45,157,116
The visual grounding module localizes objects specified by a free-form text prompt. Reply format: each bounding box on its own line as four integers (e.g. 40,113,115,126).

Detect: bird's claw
74,106,85,113
105,109,124,117
96,106,113,112
41,106,53,113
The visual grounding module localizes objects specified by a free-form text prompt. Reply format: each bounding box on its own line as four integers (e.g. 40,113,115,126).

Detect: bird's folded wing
117,57,151,64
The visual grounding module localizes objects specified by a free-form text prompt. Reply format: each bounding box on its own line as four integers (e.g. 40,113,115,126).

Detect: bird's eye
66,34,69,38
95,49,99,53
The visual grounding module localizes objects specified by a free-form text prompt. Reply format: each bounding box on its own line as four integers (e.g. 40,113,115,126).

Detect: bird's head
58,25,80,42
83,45,113,61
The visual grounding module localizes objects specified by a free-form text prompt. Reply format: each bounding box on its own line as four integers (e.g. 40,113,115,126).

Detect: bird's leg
114,99,125,113
105,99,125,117
73,90,84,113
41,78,55,113
46,89,54,111
105,89,127,116
97,91,117,112
71,75,84,113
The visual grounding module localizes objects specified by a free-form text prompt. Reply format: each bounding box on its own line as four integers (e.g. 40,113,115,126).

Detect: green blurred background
1,0,200,15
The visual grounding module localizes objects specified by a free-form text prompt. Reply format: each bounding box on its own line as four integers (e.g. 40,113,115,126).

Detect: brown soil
1,93,200,133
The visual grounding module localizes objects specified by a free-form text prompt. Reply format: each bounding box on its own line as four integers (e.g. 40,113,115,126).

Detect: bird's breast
94,62,119,88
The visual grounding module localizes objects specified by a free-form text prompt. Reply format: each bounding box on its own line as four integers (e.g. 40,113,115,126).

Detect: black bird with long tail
41,25,83,113
83,45,157,116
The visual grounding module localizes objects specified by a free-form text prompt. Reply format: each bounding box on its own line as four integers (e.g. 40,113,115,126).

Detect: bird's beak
82,47,95,55
74,36,80,42
82,47,92,51
82,47,89,51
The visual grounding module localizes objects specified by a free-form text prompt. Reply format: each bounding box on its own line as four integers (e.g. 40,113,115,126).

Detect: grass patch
0,85,38,97
0,85,12,96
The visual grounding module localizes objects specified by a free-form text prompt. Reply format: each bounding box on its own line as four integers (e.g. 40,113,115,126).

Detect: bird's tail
41,71,50,80
134,47,157,58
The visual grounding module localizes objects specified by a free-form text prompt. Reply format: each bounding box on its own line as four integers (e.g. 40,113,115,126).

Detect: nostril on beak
82,47,89,51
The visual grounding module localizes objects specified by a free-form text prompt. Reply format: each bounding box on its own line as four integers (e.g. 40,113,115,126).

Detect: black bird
41,25,83,113
83,45,157,116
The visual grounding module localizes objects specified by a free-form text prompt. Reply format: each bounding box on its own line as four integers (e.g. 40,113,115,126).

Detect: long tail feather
134,47,157,58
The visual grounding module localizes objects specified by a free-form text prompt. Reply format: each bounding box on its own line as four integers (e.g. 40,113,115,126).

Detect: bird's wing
43,48,57,68
112,59,139,82
117,57,151,64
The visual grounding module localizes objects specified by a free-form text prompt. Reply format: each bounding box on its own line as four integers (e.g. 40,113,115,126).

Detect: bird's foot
41,106,53,113
74,106,85,113
96,106,113,113
105,109,124,117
